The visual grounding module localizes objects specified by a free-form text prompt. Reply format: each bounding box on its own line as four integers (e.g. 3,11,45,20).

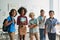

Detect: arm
56,20,60,26
24,17,28,25
28,20,32,28
32,24,37,28
44,19,48,34
17,16,20,25
4,20,12,27
40,16,46,23
33,19,38,28
4,16,13,26
28,24,37,28
14,19,16,23
44,25,47,35
28,20,36,28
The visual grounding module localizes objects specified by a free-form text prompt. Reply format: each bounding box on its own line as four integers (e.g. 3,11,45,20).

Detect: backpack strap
10,16,12,21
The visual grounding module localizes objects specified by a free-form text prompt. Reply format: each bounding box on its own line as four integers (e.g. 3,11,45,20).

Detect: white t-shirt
37,16,46,29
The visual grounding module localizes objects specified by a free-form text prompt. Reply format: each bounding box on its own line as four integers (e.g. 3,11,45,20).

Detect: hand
9,21,13,24
44,30,47,35
44,16,46,19
56,24,60,26
39,21,41,24
14,20,16,23
28,25,34,28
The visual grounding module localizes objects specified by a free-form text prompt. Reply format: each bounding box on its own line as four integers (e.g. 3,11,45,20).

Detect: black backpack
2,16,12,32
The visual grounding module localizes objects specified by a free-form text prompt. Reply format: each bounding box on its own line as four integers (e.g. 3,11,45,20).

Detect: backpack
2,16,12,32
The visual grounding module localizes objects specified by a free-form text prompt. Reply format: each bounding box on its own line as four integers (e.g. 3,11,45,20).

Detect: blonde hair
29,12,35,17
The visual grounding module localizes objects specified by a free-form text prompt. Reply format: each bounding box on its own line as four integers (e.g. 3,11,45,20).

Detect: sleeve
35,19,38,25
17,16,20,25
37,17,39,26
56,19,60,24
28,20,31,25
45,19,48,26
26,17,28,25
37,17,42,26
7,16,10,21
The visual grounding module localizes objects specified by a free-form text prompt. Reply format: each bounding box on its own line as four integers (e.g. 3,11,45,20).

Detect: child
37,9,46,40
4,9,17,40
29,12,39,40
17,7,28,40
45,10,60,40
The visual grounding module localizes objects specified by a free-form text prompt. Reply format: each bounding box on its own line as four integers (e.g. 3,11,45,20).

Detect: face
30,13,35,19
49,12,54,18
12,10,17,17
21,9,25,16
40,11,45,16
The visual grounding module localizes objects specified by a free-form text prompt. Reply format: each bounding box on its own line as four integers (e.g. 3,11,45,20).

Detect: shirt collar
49,17,54,19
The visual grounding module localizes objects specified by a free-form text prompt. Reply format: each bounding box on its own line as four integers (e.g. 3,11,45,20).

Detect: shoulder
7,16,10,20
24,16,27,18
17,16,20,18
37,16,42,20
54,18,57,21
34,18,37,22
45,18,50,22
7,16,11,21
46,18,50,20
34,18,37,20
29,19,31,23
29,19,31,21
37,16,41,18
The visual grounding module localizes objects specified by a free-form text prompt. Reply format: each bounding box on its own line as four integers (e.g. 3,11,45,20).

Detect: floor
0,32,48,40
0,32,60,40
0,25,60,40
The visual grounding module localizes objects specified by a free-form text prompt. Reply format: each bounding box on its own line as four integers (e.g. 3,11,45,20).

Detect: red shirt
17,15,28,25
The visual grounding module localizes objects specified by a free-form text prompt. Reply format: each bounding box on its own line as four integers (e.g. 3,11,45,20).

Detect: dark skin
19,9,26,40
20,9,27,25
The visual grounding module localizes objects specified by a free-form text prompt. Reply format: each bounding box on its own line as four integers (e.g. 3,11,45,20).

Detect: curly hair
18,7,27,15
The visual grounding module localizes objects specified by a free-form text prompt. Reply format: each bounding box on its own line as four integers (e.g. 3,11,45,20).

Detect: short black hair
9,9,17,17
49,10,54,14
40,9,44,13
18,7,27,15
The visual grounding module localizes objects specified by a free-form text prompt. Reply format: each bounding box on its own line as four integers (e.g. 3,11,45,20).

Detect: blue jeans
39,29,46,40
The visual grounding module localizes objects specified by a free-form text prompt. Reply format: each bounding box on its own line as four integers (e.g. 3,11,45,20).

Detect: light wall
0,0,52,32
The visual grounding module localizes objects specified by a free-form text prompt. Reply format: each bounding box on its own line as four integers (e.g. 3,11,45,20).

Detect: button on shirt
37,16,46,29
45,18,59,33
